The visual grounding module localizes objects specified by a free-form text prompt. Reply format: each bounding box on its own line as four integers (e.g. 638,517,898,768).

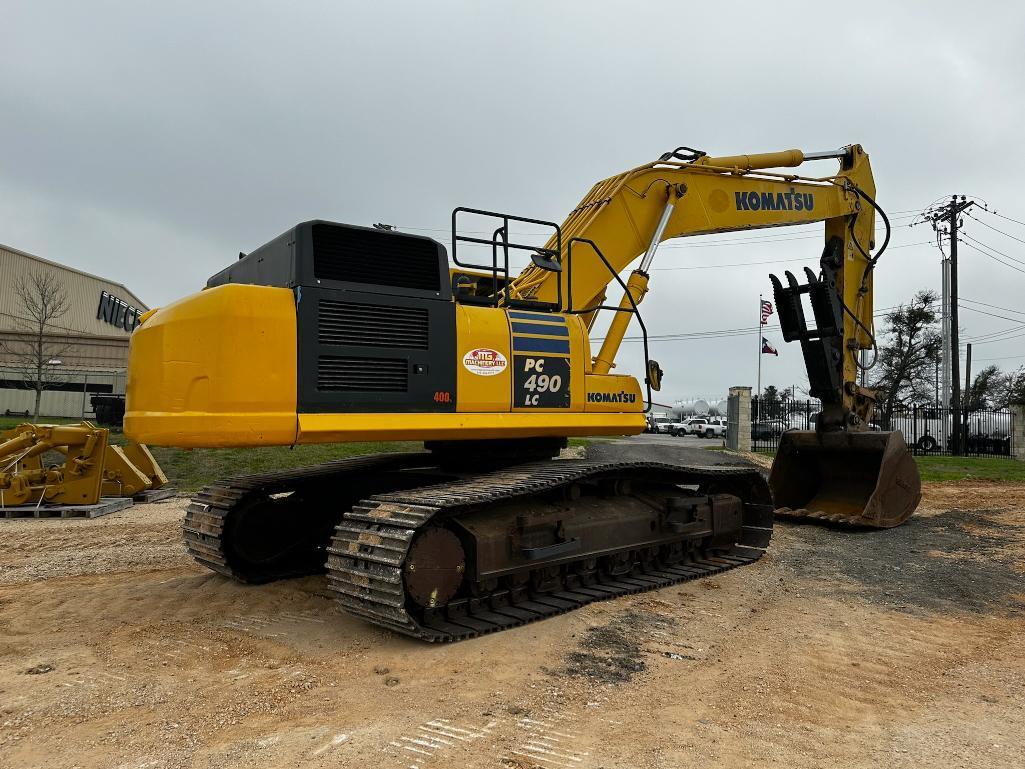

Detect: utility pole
931,196,975,454
964,342,972,452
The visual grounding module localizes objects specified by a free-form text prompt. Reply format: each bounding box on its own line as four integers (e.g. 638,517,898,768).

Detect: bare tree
964,365,1003,411
0,271,71,419
870,290,942,424
995,365,1025,408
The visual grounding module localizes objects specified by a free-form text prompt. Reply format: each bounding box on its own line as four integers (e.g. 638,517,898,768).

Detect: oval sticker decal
462,347,507,376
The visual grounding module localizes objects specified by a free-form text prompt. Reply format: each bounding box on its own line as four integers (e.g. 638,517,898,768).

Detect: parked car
751,420,785,441
675,417,707,436
697,417,727,439
648,414,673,434
665,420,689,436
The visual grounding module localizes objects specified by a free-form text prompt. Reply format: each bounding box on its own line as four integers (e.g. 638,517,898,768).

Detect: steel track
183,452,430,582
325,459,773,642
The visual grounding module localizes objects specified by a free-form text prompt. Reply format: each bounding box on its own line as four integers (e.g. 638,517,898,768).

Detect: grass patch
148,442,421,492
705,446,1025,482
915,455,1025,483
0,415,84,431
152,439,597,492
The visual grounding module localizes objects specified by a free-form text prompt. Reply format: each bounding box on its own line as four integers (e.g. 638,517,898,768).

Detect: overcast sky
4,1,1024,403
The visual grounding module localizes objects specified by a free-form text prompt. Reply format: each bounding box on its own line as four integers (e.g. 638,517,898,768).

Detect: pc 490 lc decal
514,355,570,408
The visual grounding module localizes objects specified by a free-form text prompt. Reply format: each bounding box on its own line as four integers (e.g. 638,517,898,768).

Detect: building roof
0,242,150,339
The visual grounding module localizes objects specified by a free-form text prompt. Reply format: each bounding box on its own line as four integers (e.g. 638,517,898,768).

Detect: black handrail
564,237,654,413
451,207,563,308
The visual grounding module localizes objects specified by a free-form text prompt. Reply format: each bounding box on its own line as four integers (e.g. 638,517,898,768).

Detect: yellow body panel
126,285,645,447
584,374,644,413
125,284,299,446
454,304,512,412
297,410,643,444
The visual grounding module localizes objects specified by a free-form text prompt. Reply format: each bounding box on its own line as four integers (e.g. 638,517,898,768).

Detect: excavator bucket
769,430,922,528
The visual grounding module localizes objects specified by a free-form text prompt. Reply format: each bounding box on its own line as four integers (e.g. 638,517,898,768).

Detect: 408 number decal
514,355,570,408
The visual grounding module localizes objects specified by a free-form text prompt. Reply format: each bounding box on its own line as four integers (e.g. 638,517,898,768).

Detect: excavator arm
506,145,879,430
493,144,920,527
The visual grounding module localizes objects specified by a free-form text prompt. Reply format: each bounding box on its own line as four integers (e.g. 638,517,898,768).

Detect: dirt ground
2,470,1024,768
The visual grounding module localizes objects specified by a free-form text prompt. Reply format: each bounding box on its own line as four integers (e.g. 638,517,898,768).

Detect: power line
965,322,1025,343
960,297,1025,317
958,304,1025,324
959,232,1025,266
970,329,1025,346
652,243,929,271
965,211,1025,245
981,208,1025,229
606,307,898,344
960,239,1025,275
973,353,1025,363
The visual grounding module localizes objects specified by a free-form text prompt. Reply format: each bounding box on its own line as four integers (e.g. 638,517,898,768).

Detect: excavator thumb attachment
769,430,922,528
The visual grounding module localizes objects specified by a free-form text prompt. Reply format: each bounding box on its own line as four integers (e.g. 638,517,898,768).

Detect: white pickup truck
696,417,727,439
671,417,706,436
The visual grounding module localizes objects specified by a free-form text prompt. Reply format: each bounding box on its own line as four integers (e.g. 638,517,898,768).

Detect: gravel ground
1,439,1023,768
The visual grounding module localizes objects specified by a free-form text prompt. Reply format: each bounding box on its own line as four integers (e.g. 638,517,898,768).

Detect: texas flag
761,337,779,356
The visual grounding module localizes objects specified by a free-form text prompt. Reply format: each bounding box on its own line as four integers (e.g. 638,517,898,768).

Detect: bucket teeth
768,430,922,529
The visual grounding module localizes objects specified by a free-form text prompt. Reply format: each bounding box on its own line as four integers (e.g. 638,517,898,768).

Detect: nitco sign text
97,291,143,332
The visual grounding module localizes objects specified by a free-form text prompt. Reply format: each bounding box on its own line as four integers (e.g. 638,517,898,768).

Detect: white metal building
0,242,149,418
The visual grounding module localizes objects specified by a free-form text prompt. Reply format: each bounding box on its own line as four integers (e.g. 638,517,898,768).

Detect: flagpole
756,293,762,423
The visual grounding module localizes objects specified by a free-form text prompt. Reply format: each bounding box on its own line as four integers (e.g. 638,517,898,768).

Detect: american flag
760,299,774,325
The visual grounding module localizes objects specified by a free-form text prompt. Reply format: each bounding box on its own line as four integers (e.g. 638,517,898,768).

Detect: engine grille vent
317,356,408,392
312,224,441,292
318,301,429,349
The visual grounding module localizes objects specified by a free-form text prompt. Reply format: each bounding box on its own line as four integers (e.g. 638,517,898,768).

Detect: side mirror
646,359,664,392
530,250,562,273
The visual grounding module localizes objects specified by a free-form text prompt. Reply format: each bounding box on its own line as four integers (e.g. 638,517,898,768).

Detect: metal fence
883,405,1014,457
0,366,126,420
750,396,1015,457
750,397,821,452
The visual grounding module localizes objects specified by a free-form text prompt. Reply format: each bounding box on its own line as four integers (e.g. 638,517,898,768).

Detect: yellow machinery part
769,430,922,527
119,442,167,489
100,445,155,498
0,422,168,508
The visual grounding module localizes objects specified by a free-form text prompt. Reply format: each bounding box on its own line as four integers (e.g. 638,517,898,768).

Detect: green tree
995,366,1025,408
758,385,782,420
963,365,1003,411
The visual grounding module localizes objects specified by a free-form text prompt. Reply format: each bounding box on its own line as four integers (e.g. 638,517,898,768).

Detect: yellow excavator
125,144,920,641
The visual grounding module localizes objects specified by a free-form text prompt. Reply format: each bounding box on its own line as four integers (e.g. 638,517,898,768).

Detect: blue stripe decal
511,322,569,337
508,311,566,323
512,336,571,354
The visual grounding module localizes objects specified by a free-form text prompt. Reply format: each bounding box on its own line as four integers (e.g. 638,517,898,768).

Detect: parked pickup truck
672,417,707,436
696,417,727,439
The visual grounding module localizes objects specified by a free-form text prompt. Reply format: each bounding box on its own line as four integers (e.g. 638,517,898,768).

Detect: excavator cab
766,239,922,527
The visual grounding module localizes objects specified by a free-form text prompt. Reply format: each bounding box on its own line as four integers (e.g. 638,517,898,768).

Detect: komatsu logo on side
587,391,637,404
735,189,815,212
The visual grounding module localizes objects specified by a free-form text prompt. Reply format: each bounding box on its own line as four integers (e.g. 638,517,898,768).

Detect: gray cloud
3,0,1024,399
